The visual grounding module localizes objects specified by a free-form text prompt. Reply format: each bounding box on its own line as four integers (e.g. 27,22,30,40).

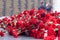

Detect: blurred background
0,0,52,16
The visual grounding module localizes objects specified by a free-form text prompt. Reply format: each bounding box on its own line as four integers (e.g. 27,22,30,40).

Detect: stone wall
0,0,52,16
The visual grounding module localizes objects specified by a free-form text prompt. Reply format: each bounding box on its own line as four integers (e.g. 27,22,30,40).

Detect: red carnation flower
0,31,4,37
57,18,60,24
30,18,37,24
48,26,56,36
16,20,24,30
11,29,19,38
44,35,55,40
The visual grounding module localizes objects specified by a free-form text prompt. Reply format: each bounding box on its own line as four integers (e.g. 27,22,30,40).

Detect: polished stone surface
0,34,43,40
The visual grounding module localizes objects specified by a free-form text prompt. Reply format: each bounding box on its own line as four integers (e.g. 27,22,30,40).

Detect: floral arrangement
0,8,60,40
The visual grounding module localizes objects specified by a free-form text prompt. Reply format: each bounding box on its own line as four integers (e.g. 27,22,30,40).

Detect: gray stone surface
0,34,43,40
